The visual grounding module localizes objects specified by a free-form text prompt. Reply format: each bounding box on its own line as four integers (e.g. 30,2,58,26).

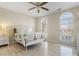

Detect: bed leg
26,46,27,52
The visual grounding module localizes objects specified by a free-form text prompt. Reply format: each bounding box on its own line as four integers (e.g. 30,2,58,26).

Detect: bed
14,32,44,50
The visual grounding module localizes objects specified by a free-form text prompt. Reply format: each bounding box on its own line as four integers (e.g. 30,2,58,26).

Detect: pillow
26,33,34,42
34,34,37,40
35,33,42,39
15,33,21,40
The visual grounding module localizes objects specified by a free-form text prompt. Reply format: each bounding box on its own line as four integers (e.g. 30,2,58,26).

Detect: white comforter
0,36,9,45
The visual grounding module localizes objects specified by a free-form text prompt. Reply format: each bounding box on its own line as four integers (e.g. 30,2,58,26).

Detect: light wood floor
0,42,77,56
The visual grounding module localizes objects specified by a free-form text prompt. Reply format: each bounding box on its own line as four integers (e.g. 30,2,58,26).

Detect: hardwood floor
0,42,77,56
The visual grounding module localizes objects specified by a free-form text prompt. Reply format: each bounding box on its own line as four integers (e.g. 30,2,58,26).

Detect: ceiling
0,2,79,17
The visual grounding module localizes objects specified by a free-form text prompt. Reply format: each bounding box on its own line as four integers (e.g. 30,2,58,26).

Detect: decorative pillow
35,33,42,39
41,34,43,39
26,33,34,42
34,34,37,40
15,33,21,40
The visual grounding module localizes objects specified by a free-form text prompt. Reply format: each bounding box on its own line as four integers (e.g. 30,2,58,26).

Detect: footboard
15,32,44,47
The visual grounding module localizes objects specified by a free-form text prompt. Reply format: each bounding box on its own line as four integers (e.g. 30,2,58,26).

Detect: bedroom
0,2,79,56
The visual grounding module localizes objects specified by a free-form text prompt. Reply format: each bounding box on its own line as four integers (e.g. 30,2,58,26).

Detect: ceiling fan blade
29,2,37,6
40,2,48,6
41,7,49,11
28,7,36,10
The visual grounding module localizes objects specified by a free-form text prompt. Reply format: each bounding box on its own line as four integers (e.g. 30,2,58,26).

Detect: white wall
34,18,41,32
47,12,60,43
0,7,35,32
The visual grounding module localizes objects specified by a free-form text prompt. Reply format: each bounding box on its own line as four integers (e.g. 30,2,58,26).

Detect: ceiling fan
28,2,49,13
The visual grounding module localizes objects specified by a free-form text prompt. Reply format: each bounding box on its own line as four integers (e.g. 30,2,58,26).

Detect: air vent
58,8,62,10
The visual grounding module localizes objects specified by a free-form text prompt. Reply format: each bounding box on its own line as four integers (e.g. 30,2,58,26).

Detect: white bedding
0,36,9,46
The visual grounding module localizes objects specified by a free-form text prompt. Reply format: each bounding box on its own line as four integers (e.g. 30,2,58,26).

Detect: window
41,17,47,32
40,17,48,40
60,12,74,43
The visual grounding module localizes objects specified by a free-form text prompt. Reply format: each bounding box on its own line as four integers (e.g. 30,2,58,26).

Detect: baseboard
47,40,76,47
